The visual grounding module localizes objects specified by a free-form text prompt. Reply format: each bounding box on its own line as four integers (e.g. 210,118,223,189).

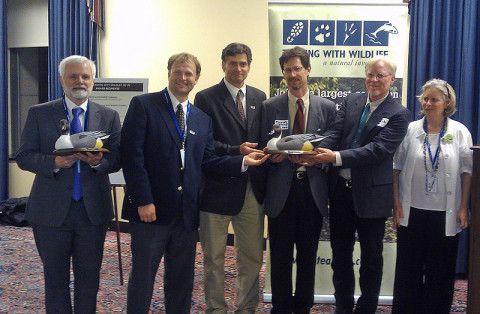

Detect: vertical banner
265,2,409,304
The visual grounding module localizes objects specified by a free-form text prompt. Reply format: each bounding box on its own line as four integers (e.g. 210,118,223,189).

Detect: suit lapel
277,93,291,136
306,95,321,133
219,80,247,130
156,90,183,150
185,106,200,156
86,101,102,131
49,100,68,135
358,94,391,144
245,85,259,132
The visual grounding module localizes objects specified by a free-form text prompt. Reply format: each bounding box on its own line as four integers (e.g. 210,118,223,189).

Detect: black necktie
175,104,185,135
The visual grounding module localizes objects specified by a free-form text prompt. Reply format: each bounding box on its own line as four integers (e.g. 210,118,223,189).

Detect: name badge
275,120,289,130
180,148,185,168
426,174,438,194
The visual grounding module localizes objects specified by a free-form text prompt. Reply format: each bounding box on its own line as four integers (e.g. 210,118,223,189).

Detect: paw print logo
315,24,331,43
310,21,335,46
287,22,304,43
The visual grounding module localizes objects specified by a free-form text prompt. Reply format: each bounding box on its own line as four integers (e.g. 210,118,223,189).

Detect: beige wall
99,0,270,97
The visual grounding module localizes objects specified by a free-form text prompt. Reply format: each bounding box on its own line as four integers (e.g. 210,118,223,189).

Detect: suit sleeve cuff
334,151,342,167
241,157,248,172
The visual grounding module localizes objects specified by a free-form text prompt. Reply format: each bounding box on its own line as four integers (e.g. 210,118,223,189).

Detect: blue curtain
48,1,97,100
0,0,8,202
407,0,480,273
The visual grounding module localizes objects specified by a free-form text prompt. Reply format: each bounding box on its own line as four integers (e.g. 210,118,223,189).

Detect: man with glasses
261,46,336,313
306,55,410,313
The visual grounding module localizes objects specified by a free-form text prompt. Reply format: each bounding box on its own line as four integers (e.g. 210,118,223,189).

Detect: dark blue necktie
71,107,83,200
350,103,370,149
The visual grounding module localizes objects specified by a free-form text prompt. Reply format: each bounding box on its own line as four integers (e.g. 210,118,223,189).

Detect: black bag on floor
0,197,29,226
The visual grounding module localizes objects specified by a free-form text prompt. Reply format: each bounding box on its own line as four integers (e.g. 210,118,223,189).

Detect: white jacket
393,117,473,236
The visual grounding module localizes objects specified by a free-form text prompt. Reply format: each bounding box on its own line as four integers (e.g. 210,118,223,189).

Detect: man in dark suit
194,43,267,313
261,46,336,313
16,55,121,313
120,52,267,313
310,56,411,313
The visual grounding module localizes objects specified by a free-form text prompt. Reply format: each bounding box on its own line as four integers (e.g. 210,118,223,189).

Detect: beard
64,85,92,101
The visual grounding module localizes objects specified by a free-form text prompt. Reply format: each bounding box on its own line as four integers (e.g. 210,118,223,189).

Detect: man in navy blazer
16,55,121,313
261,46,336,313
310,56,411,313
120,53,267,313
194,43,267,313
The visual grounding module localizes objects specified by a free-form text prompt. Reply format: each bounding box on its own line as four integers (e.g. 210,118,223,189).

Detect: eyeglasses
366,73,391,80
282,66,304,75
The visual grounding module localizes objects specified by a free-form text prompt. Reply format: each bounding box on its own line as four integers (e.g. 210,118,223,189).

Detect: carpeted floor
0,225,467,313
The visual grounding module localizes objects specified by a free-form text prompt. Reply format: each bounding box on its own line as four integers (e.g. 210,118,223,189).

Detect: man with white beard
16,55,121,313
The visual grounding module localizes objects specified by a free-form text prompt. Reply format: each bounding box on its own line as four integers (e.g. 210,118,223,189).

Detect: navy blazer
16,99,121,227
194,80,267,215
320,92,411,218
120,89,243,231
261,92,336,218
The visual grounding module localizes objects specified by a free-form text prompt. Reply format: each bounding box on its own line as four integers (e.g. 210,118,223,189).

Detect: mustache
72,85,88,90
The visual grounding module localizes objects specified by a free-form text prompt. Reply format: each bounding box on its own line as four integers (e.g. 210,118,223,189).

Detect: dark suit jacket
120,89,244,231
194,80,267,215
16,99,121,227
261,92,336,218
320,92,411,218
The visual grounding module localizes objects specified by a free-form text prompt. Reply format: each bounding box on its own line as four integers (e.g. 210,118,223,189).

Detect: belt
295,171,307,180
338,176,352,188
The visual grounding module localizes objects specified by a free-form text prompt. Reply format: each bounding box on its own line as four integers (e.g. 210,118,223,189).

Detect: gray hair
58,55,96,78
419,78,457,117
365,55,397,77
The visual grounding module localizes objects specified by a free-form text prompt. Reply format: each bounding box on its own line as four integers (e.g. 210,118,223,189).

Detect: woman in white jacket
392,79,472,313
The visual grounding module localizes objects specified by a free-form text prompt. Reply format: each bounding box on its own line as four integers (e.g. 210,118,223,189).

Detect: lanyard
423,117,446,169
62,95,89,132
163,88,190,142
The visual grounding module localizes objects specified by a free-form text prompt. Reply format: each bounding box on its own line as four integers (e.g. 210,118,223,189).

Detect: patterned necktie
71,107,83,201
350,103,371,148
236,90,247,125
175,104,185,135
292,98,305,135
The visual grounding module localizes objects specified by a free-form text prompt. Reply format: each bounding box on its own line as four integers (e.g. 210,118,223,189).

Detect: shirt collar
366,93,388,112
64,95,88,114
287,89,309,106
224,78,246,100
166,87,188,111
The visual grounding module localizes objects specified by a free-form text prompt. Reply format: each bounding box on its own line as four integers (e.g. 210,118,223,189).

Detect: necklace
422,117,446,193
